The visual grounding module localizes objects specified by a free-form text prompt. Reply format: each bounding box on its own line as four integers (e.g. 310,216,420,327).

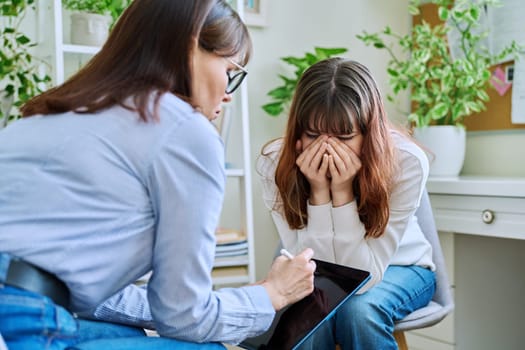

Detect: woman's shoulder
262,138,283,154
390,130,429,185
391,131,428,167
256,138,283,177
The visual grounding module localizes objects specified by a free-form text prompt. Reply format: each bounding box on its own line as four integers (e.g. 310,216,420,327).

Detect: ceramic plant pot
70,12,111,47
413,125,466,177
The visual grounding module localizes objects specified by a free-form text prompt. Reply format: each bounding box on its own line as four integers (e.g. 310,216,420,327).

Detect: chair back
394,189,454,331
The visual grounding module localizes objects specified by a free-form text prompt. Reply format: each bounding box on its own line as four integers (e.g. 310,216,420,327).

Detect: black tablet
239,259,371,350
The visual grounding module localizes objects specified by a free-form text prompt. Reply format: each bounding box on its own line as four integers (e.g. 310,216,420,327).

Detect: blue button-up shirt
0,93,274,344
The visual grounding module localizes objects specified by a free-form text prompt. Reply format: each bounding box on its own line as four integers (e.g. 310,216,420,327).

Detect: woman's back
0,93,223,311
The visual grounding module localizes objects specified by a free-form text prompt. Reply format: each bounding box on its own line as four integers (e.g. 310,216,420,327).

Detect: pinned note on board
490,66,512,97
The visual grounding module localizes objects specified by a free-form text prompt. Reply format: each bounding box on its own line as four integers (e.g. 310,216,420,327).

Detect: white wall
243,0,412,279
20,0,524,283
242,1,525,280
462,131,525,177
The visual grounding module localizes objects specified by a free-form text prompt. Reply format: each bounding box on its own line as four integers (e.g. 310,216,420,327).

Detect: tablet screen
240,259,370,350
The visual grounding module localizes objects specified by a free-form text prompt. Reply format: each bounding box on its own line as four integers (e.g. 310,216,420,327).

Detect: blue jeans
300,265,436,350
0,286,225,350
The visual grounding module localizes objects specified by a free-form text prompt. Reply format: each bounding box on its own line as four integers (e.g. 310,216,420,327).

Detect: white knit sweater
257,132,435,292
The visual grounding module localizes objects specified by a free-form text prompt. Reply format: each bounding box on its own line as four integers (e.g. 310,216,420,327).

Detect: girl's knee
337,295,387,326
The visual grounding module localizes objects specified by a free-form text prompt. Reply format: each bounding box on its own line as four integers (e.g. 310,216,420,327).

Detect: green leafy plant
262,47,348,117
62,0,130,24
0,0,51,126
357,0,522,127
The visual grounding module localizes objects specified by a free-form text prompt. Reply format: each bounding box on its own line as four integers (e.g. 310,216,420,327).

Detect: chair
393,189,455,349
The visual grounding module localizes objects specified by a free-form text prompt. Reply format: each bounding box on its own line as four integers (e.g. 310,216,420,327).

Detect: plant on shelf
62,0,130,25
262,47,348,117
63,0,131,46
357,0,521,128
0,0,51,126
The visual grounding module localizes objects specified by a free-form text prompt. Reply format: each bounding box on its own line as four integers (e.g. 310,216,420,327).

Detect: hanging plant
0,0,51,126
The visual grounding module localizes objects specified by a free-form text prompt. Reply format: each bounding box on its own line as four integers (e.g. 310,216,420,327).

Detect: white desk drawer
429,194,525,240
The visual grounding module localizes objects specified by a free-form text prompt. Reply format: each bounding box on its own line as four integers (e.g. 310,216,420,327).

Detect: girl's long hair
274,58,396,238
21,0,251,121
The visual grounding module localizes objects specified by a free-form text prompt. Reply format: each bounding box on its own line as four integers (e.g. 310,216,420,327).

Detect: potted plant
262,47,348,117
358,0,521,176
63,0,130,46
0,0,51,127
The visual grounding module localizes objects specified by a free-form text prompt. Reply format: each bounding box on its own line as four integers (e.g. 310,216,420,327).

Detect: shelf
52,0,256,288
212,274,250,286
214,254,249,267
61,44,101,55
427,176,525,197
225,168,244,177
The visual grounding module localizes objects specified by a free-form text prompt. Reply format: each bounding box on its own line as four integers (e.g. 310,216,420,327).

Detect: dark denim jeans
0,285,225,350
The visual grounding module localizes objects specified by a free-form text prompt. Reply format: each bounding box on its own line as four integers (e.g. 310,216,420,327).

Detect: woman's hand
326,137,361,207
296,137,330,205
261,248,316,311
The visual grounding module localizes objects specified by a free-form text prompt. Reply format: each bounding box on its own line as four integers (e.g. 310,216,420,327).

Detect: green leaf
16,34,31,45
262,102,284,117
387,68,399,77
267,86,292,99
438,7,449,21
408,5,420,16
429,103,449,120
314,47,347,57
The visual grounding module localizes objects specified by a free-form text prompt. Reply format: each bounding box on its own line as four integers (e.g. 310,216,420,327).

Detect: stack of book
215,228,248,259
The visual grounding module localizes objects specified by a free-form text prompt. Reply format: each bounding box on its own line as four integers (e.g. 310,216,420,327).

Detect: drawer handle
482,209,495,224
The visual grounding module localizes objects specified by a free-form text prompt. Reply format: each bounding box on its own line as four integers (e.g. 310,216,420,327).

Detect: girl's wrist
331,189,354,207
309,187,331,205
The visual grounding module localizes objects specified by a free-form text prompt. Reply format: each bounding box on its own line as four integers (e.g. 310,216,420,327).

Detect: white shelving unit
52,0,101,84
51,0,256,286
210,0,256,287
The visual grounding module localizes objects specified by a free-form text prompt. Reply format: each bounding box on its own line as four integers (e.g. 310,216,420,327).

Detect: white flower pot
70,12,111,47
413,125,466,177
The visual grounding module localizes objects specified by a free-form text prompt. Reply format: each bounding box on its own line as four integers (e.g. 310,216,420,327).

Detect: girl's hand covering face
325,137,361,194
295,135,331,193
296,132,363,206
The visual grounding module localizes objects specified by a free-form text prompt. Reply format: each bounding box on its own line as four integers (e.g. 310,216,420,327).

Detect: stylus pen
280,248,294,260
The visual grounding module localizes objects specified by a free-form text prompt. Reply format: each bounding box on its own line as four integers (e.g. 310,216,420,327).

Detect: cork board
415,3,525,131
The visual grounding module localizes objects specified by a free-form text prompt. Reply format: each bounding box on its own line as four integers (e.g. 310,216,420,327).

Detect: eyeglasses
225,58,248,94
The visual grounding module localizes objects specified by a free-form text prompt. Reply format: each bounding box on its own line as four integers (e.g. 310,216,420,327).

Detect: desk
427,176,525,240
406,176,525,350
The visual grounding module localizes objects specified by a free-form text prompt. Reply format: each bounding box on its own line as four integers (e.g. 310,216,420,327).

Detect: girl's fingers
310,142,328,170
297,136,327,169
319,153,329,175
327,138,353,167
326,144,346,174
327,154,337,177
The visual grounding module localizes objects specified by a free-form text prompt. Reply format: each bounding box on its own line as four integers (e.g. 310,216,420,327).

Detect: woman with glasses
0,1,315,349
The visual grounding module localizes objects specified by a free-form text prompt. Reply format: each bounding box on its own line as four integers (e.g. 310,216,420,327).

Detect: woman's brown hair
274,58,396,238
21,0,251,121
